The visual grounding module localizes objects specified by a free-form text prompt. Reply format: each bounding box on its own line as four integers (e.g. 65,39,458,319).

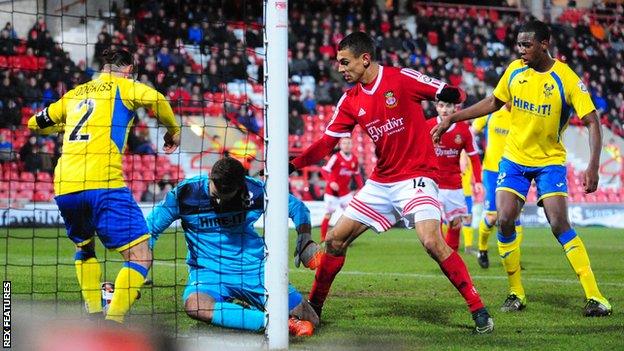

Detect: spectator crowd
0,0,623,203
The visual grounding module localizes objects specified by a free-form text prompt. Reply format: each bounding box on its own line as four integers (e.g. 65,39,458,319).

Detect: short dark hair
101,48,134,67
338,32,376,60
211,157,246,194
519,20,551,42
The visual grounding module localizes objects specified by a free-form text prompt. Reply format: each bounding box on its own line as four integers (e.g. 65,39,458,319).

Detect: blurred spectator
39,143,54,174
20,136,41,173
42,81,58,106
4,22,17,39
0,29,15,55
188,23,203,45
289,108,305,136
237,105,260,134
0,133,14,163
128,123,156,155
302,92,317,114
0,99,21,128
22,77,43,110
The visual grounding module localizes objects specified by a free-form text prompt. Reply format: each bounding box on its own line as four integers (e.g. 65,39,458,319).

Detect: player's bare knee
324,238,346,255
485,213,498,225
497,213,516,234
324,230,347,255
461,215,472,226
549,218,571,236
184,294,214,322
121,240,153,269
450,218,462,229
421,235,449,261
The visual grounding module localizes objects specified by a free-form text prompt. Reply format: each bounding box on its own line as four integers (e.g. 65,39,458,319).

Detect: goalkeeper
148,157,321,336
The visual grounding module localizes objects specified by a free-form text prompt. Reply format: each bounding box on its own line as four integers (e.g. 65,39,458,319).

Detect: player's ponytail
101,48,136,75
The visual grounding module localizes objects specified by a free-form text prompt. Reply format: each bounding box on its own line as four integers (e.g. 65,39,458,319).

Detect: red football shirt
426,117,479,189
321,151,362,197
325,66,445,183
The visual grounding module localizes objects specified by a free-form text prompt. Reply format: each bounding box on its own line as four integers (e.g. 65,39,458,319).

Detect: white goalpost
263,0,289,350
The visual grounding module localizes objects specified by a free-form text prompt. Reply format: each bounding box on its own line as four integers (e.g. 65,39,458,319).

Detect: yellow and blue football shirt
28,73,180,195
472,106,511,172
492,59,595,167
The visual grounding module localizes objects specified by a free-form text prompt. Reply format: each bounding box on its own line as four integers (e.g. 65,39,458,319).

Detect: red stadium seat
36,172,52,182
33,190,53,202
19,181,35,191
20,172,35,182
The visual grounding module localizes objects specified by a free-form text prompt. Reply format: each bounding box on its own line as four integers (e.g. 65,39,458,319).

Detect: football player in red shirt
290,32,493,333
426,101,483,252
320,137,364,242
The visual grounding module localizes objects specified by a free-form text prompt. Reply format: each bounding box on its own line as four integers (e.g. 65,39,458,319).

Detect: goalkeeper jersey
27,72,180,195
147,176,311,274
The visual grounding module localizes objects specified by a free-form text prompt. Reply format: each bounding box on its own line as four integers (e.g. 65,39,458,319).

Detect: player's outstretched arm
582,111,602,193
432,96,504,143
145,188,180,249
290,134,340,172
132,83,181,153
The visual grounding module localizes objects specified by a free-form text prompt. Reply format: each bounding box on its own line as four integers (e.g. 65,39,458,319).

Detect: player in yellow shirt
471,104,524,269
28,48,181,323
432,20,611,316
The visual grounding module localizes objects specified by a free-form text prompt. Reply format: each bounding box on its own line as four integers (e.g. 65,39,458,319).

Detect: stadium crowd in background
0,0,622,202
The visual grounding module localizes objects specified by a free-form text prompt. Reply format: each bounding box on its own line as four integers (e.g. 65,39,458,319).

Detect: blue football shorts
183,268,302,311
496,158,568,206
55,187,149,250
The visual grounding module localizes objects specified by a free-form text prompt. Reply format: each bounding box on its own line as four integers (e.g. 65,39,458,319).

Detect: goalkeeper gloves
294,233,322,270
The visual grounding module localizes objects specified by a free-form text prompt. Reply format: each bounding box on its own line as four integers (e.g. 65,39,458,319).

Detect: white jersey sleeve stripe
322,154,338,172
400,68,447,95
325,130,351,138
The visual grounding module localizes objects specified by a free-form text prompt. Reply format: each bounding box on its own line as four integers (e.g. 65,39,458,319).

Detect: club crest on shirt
384,91,397,108
454,134,463,145
578,80,588,93
543,83,555,98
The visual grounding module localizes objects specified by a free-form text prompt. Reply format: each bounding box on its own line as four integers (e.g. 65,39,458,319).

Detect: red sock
445,225,460,251
439,251,484,313
320,217,330,242
308,253,345,307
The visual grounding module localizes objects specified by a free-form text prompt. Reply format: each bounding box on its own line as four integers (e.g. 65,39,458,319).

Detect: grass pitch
2,226,623,350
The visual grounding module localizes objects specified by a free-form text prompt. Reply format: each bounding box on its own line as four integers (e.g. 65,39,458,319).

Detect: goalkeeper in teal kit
147,157,321,336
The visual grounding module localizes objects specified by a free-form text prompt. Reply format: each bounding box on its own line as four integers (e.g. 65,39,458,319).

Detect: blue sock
211,302,266,331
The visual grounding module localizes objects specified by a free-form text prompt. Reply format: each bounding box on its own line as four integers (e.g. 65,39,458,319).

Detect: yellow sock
515,220,524,246
462,225,474,250
106,262,148,323
75,256,103,314
559,230,607,304
478,217,494,251
441,222,448,237
497,232,524,298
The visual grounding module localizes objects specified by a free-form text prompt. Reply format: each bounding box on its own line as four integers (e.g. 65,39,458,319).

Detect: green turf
2,226,623,350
